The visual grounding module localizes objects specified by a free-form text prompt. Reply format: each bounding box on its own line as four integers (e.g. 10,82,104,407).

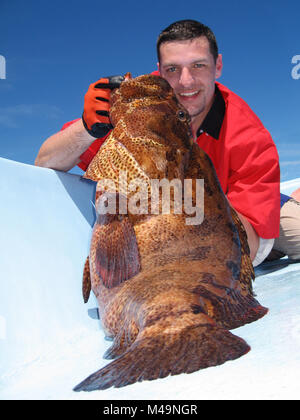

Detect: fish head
110,74,193,179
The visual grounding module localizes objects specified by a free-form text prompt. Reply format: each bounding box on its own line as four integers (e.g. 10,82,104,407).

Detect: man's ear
215,54,223,79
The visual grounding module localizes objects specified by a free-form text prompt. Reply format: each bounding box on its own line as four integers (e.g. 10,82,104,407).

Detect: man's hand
82,75,124,138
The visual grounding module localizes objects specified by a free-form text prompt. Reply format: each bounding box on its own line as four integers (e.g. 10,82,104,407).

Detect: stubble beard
176,91,206,119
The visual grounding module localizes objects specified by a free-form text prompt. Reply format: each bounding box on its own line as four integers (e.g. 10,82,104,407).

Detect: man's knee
271,198,300,261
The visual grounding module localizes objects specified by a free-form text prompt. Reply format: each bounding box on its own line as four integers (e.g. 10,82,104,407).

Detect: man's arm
35,75,125,172
225,127,280,265
35,119,95,171
236,210,259,261
225,195,259,261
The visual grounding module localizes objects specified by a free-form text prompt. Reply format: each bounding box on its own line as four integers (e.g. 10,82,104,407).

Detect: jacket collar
196,84,225,140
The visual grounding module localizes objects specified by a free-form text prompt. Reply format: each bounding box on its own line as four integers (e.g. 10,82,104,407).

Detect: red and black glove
82,75,124,138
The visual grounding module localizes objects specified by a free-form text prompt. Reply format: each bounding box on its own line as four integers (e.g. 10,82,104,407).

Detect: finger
95,112,110,124
95,99,110,112
95,75,125,90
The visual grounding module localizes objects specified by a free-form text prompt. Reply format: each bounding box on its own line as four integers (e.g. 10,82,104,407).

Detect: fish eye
177,110,186,121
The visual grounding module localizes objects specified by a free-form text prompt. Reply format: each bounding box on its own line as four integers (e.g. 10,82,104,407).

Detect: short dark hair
157,19,218,63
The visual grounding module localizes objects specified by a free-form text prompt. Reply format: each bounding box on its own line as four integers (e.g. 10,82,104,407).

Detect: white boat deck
0,157,299,400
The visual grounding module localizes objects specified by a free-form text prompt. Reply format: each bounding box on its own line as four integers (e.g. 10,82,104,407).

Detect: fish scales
74,74,267,392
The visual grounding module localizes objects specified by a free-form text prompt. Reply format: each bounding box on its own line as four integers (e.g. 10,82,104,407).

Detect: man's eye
166,67,177,73
194,63,204,69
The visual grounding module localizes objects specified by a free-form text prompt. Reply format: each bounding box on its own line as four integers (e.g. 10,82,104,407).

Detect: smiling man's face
159,36,222,132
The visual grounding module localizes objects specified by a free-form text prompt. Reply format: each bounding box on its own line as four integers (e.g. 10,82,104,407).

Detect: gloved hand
82,75,125,138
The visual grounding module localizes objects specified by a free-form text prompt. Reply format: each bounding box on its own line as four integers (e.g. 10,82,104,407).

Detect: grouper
73,74,268,392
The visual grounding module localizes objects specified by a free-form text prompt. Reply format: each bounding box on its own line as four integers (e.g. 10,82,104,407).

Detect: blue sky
0,0,299,179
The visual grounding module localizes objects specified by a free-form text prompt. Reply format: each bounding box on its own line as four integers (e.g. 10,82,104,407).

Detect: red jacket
62,81,280,239
195,82,280,239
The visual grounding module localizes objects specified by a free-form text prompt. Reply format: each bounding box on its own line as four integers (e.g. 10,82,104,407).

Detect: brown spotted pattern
74,75,268,392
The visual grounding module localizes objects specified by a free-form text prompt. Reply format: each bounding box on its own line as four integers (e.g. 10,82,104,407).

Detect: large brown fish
74,74,268,392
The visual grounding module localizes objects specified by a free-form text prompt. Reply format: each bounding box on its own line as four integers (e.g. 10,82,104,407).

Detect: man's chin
176,97,204,115
185,106,205,119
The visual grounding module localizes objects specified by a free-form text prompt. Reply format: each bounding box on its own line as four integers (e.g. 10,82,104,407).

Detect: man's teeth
179,91,199,97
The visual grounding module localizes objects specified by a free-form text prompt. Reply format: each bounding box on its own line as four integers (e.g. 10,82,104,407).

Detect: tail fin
73,315,250,392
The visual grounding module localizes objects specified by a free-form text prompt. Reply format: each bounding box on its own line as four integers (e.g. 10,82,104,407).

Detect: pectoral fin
82,256,91,303
93,209,141,289
230,207,255,292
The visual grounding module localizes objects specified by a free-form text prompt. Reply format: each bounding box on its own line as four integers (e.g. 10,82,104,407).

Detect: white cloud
0,104,63,127
280,160,300,166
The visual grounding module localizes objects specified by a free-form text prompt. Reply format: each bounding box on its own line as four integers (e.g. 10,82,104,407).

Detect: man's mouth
178,90,200,99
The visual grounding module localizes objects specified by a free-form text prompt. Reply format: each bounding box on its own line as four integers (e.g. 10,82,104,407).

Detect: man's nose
179,67,194,87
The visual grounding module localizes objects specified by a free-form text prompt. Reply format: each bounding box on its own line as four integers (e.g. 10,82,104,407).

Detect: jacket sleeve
226,127,280,239
60,119,109,171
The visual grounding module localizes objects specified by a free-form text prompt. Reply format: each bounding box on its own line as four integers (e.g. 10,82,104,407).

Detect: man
35,19,300,266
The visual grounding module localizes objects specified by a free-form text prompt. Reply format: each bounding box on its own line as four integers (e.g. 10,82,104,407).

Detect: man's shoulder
216,82,266,131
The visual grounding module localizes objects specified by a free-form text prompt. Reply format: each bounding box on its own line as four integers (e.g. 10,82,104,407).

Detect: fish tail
73,313,250,392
